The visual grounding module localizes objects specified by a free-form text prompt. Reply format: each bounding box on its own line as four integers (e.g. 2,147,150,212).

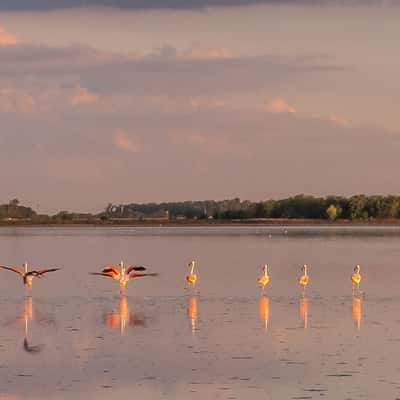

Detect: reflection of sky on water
0,227,398,399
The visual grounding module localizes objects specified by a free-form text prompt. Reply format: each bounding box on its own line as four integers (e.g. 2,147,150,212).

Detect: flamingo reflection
104,296,145,336
299,295,308,329
22,296,45,353
187,296,198,334
259,295,269,330
352,296,362,330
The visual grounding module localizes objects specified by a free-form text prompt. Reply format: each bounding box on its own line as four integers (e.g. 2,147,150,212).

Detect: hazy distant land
2,195,400,226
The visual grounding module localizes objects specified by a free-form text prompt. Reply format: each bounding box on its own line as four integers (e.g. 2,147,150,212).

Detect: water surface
0,226,399,399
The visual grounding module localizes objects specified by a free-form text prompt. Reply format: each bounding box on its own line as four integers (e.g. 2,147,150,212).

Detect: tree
326,204,338,221
349,195,368,219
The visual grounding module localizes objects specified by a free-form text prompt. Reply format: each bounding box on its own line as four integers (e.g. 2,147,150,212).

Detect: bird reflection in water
187,296,198,334
352,296,362,330
22,296,47,353
299,295,308,329
104,296,145,336
259,295,269,331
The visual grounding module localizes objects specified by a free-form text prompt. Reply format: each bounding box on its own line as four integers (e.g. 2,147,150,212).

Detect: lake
0,226,400,399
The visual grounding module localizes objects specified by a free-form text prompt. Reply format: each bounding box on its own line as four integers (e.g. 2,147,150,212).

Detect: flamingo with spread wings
91,261,158,293
0,262,60,290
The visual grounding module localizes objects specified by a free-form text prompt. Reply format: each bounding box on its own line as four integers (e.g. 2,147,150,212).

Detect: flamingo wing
102,265,120,275
0,265,24,275
90,272,117,279
129,272,159,278
126,265,146,274
32,268,60,276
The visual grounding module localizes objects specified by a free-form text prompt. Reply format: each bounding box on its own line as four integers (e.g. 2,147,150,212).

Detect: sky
0,1,399,213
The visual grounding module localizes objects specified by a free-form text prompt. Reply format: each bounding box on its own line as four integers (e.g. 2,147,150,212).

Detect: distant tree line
1,195,400,223
104,195,400,221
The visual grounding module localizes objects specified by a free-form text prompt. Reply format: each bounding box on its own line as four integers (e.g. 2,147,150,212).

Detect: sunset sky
0,1,399,212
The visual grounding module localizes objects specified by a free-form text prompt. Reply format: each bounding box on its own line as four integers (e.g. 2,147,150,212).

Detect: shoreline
1,218,400,228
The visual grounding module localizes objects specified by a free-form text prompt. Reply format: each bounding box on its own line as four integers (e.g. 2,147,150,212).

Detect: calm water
1,226,400,399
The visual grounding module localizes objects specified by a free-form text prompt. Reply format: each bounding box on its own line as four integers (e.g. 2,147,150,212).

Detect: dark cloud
0,44,124,77
0,43,343,96
0,0,397,10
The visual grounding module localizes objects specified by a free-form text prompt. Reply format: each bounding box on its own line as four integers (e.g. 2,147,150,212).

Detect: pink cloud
0,26,17,46
71,87,98,106
266,98,296,114
113,129,144,153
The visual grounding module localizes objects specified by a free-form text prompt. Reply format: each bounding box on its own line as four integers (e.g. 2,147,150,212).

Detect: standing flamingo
298,264,309,294
351,265,362,295
186,261,197,288
257,264,270,293
91,261,158,294
0,262,60,293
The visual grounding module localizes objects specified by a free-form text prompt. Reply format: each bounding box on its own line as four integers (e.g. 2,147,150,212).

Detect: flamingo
186,261,197,288
0,262,60,292
298,264,309,294
257,264,270,293
91,261,158,294
351,265,362,295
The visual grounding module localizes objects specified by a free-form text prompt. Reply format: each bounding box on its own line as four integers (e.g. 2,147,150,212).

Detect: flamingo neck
120,261,125,274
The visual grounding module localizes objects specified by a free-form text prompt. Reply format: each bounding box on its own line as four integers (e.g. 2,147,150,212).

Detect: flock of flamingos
0,260,363,295
0,260,363,345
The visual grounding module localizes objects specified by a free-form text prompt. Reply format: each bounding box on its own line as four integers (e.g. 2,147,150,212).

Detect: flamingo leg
25,285,32,297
